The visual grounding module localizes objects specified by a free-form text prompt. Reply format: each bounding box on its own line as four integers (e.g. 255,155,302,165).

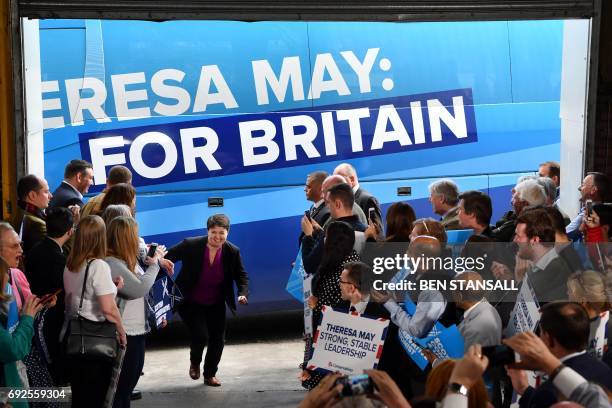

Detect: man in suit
166,214,249,387
457,190,493,237
452,272,502,350
25,207,74,384
16,174,53,254
301,183,367,275
492,179,547,242
507,302,612,408
513,208,573,302
49,159,94,209
338,262,401,386
81,165,132,218
333,163,382,231
429,179,462,230
299,171,330,246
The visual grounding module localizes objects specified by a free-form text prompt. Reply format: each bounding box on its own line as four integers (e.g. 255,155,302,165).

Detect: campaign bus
32,19,565,312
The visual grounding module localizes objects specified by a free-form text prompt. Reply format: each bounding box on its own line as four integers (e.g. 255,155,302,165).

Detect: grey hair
0,222,16,248
428,179,459,206
517,174,537,184
333,163,357,179
101,204,133,226
514,179,547,206
537,177,556,203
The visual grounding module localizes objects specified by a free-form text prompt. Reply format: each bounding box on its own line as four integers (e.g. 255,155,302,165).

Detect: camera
482,345,516,366
585,199,593,217
147,243,158,258
335,374,374,397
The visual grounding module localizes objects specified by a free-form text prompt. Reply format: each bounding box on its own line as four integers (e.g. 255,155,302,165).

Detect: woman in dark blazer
165,214,249,387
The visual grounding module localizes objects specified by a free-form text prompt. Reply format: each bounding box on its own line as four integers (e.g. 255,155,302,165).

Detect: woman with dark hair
365,201,416,242
301,221,360,389
97,183,136,216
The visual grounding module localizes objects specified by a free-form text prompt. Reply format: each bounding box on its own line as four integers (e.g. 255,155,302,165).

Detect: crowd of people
1,158,611,407
1,160,249,407
297,162,612,407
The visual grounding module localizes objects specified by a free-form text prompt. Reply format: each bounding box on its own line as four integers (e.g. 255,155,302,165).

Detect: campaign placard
397,297,464,370
286,247,306,302
504,275,540,338
588,311,609,360
307,306,389,375
150,275,183,328
303,275,314,336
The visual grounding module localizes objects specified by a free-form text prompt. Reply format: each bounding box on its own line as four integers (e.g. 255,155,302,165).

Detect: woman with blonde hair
105,216,164,407
63,215,126,407
567,270,610,359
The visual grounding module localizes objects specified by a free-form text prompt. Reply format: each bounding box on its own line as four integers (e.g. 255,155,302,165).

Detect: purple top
191,246,224,305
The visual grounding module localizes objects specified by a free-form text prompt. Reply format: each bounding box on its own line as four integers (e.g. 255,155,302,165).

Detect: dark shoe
204,376,222,387
130,390,142,401
189,364,200,380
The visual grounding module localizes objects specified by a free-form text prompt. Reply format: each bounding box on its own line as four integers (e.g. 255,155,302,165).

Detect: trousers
179,301,226,378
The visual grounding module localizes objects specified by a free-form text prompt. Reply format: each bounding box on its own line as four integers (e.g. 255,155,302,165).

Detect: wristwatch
448,382,469,397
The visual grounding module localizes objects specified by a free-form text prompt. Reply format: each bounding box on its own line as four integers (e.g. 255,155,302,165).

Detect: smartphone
335,374,374,397
304,210,311,221
482,345,516,366
40,288,62,304
585,199,593,217
368,207,375,222
147,243,158,257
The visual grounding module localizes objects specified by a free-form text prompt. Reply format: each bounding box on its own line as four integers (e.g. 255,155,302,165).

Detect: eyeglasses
339,280,359,289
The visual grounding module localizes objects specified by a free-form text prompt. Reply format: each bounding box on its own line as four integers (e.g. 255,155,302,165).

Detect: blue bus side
38,20,562,312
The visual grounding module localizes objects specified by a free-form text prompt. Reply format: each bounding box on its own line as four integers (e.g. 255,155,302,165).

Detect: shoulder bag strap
77,260,95,315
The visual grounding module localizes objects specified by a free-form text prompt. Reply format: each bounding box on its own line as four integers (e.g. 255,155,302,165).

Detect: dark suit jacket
166,237,249,312
49,182,83,209
298,203,331,247
20,211,46,255
519,353,612,408
355,187,382,223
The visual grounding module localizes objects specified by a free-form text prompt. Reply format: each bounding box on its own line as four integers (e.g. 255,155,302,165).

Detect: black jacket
25,237,66,297
302,215,366,276
519,352,612,408
298,203,331,247
49,182,83,209
25,237,67,367
166,237,249,313
354,187,382,222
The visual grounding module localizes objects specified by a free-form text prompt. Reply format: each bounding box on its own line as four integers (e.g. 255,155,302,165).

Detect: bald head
454,272,485,307
322,175,348,193
333,163,358,188
408,235,441,258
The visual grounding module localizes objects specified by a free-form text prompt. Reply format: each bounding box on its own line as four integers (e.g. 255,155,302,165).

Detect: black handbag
65,260,119,362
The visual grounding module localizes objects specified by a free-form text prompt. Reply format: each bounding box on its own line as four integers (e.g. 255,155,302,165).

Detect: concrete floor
132,311,308,407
